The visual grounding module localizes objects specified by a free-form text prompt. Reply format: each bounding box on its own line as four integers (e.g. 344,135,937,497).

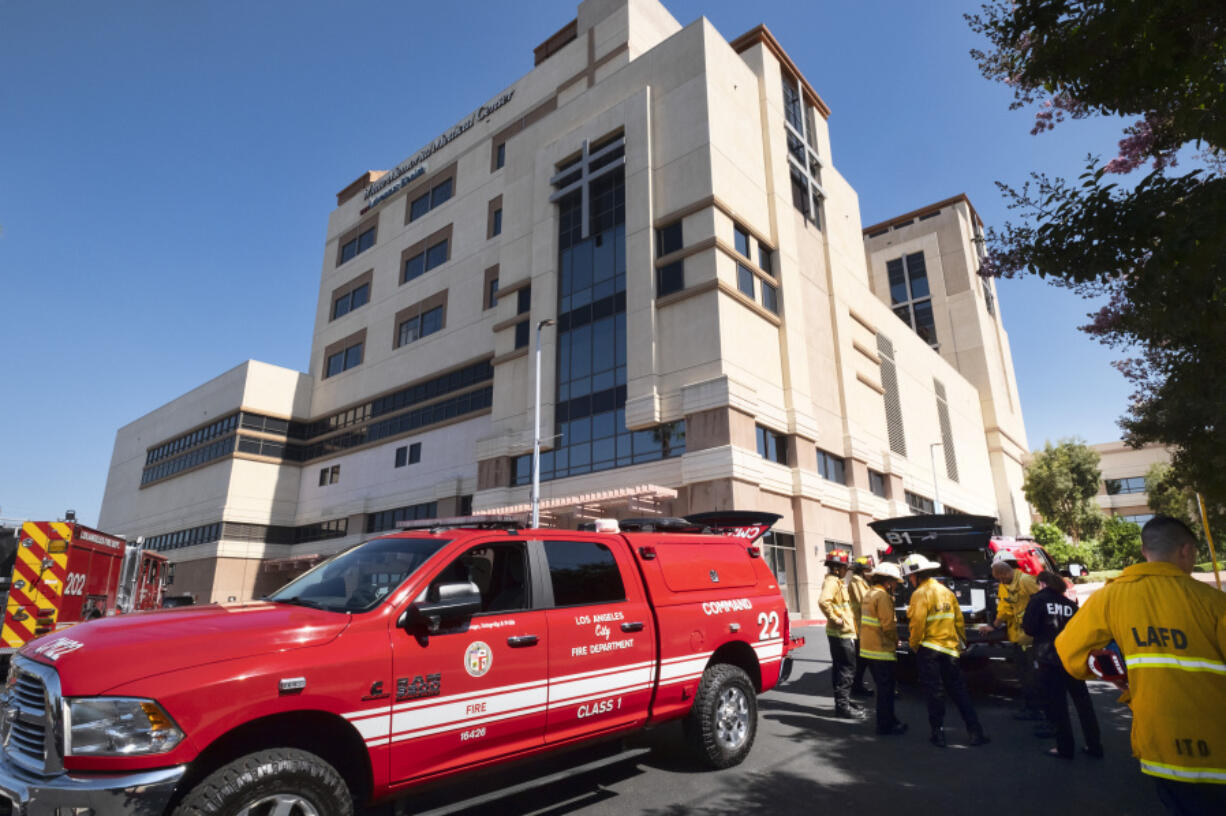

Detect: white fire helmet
991,550,1019,567
871,562,903,582
899,553,942,577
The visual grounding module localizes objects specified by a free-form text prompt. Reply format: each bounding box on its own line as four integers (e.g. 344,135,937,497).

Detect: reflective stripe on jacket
820,574,857,638
848,574,870,636
907,577,965,657
1055,561,1226,783
859,586,897,661
995,570,1039,645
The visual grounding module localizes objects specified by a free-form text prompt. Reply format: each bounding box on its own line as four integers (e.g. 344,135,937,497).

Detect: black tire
683,663,758,769
172,748,353,816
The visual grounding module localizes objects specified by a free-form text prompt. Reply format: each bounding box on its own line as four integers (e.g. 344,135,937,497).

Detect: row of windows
906,490,935,515
757,429,891,498
732,222,779,315
240,412,291,435
394,442,422,467
146,414,239,465
318,464,340,486
332,282,370,320
408,177,453,222
403,237,449,284
366,501,439,534
145,522,221,552
816,449,846,484
511,418,686,485
145,518,349,552
238,435,290,459
141,436,236,485
339,226,376,265
655,220,684,296
1105,476,1146,494
782,75,824,227
512,286,532,350
325,341,364,379
295,360,492,440
1118,513,1154,526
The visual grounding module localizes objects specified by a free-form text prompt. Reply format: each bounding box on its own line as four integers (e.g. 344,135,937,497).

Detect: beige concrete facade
1091,440,1171,522
99,0,1030,617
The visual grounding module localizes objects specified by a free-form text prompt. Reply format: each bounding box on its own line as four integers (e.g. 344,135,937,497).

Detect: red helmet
852,555,875,571
825,549,851,568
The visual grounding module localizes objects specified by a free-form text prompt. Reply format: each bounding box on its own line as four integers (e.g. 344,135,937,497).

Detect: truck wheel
683,663,757,769
172,748,353,816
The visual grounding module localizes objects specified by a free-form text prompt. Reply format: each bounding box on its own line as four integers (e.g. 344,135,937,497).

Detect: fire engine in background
0,520,171,661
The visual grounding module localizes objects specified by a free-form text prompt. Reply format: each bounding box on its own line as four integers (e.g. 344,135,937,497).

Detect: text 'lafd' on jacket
907,577,965,657
859,586,898,661
1055,561,1226,785
848,573,871,635
995,570,1039,645
820,573,857,638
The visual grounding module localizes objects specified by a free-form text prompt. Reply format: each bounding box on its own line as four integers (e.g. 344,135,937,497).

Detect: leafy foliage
967,1,1226,513
1023,441,1104,542
1032,521,1100,570
1096,516,1144,570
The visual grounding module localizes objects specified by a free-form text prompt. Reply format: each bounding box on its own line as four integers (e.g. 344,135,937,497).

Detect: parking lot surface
381,625,1158,816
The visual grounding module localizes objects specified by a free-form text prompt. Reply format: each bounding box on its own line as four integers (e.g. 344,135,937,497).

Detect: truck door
540,538,656,744
388,539,548,782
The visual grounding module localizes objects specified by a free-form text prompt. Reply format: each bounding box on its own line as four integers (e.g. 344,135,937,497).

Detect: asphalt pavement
381,626,1161,816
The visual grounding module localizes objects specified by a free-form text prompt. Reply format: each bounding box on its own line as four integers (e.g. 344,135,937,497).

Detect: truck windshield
268,536,449,613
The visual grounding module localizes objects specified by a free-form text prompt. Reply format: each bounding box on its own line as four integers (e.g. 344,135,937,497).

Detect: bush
1033,521,1100,570
1095,516,1144,570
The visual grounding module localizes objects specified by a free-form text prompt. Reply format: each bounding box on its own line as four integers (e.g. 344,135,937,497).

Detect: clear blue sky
0,0,1133,525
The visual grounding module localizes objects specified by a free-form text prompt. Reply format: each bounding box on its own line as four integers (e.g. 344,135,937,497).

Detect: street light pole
532,318,556,530
929,442,944,514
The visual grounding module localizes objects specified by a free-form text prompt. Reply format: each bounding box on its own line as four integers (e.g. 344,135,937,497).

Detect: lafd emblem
464,641,492,677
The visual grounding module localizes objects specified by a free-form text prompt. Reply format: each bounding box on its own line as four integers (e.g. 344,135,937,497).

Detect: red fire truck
0,521,169,657
0,512,801,815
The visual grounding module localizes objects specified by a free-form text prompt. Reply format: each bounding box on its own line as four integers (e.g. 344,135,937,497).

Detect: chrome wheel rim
714,685,750,749
236,794,322,816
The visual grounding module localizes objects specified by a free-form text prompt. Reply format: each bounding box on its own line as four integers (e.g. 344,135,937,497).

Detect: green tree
1145,463,1195,524
966,1,1226,512
1024,440,1104,542
1096,516,1144,570
1031,521,1099,570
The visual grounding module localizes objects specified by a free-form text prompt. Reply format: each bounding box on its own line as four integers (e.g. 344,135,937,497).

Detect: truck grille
2,659,63,774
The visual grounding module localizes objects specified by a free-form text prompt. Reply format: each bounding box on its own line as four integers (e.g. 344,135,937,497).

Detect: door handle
507,635,539,648
621,621,644,633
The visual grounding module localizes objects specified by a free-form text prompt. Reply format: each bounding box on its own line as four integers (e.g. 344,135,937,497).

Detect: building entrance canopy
478,483,678,525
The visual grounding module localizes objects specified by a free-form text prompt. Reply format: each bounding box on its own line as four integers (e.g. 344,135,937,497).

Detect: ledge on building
862,193,982,236
337,170,387,208
729,25,831,120
535,18,578,66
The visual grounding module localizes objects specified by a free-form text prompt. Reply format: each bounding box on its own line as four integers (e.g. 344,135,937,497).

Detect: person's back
1056,516,1226,813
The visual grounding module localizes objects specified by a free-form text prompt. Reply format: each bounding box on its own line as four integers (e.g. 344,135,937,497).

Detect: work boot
930,728,947,748
834,704,867,720
968,728,991,747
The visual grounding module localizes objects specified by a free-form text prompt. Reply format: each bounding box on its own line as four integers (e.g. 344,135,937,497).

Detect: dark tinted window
544,541,626,606
514,320,530,349
656,222,682,256
887,258,908,304
410,194,430,221
734,224,750,257
357,227,376,253
658,263,683,297
394,446,407,467
431,178,453,207
737,264,755,298
762,282,779,314
425,239,448,271
421,306,443,337
517,287,531,314
403,253,425,283
409,442,421,464
869,469,888,498
432,543,528,614
495,142,506,169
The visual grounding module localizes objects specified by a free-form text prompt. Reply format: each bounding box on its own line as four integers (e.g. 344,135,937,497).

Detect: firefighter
859,561,907,735
1056,516,1226,815
1022,570,1102,760
848,555,875,696
902,553,990,748
977,550,1044,723
820,548,863,719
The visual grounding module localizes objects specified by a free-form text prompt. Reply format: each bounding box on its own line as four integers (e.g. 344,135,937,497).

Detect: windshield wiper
269,595,325,609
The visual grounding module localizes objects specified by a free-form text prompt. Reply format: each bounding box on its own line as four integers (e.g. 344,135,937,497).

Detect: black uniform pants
852,639,871,690
1037,660,1102,757
916,647,981,732
828,636,855,708
867,660,899,733
1153,777,1226,816
1015,643,1042,713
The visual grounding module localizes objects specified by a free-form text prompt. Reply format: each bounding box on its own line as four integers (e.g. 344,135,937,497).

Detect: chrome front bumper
0,752,185,816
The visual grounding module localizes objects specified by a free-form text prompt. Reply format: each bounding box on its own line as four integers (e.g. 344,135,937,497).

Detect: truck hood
20,602,350,694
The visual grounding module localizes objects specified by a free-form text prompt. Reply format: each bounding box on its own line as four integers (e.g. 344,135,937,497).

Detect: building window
495,141,506,170
319,464,340,486
398,306,443,347
517,286,531,315
762,281,779,314
403,238,449,284
395,442,421,467
514,320,530,349
491,207,502,237
906,490,935,515
487,277,499,309
1119,513,1154,525
325,341,363,378
339,225,376,265
394,446,407,468
733,223,751,257
737,263,756,299
758,245,774,277
816,449,846,484
888,252,937,347
782,75,824,227
408,442,421,464
331,281,370,320
982,277,996,317
1105,476,1147,494
365,501,438,534
756,424,788,465
656,221,684,297
869,469,888,498
408,177,455,223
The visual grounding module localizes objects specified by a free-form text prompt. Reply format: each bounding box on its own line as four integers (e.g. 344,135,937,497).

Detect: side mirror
1064,563,1087,578
401,581,482,633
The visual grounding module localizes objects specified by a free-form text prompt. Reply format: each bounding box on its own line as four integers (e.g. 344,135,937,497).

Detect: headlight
65,698,184,756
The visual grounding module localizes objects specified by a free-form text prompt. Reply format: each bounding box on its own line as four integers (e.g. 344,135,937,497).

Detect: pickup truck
0,512,800,815
868,514,1066,670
